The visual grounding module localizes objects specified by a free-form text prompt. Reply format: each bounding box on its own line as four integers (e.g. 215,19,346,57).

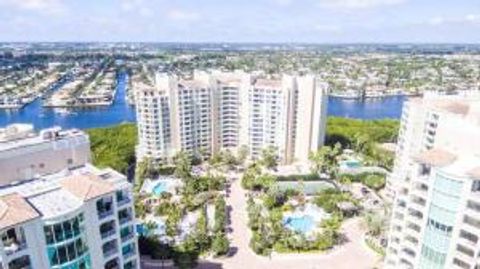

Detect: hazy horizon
0,0,479,43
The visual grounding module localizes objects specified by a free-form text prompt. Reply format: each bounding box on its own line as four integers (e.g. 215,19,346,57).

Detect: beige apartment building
134,70,328,165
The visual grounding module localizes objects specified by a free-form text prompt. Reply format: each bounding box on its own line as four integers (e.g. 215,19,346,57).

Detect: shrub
212,232,230,256
314,189,354,213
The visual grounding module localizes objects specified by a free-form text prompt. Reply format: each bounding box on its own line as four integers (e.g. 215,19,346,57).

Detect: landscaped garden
134,152,231,269
240,145,361,256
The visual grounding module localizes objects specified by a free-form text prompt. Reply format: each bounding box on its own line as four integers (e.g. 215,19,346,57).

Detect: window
97,196,114,219
453,258,470,269
472,181,480,192
467,200,480,212
102,239,118,258
456,244,474,257
419,164,431,176
428,218,452,234
459,230,478,244
464,215,480,229
100,220,116,239
124,259,137,269
8,255,31,269
421,245,446,265
105,258,120,269
44,214,84,245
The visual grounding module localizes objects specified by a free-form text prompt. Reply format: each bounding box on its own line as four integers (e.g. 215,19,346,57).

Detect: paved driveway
200,177,381,269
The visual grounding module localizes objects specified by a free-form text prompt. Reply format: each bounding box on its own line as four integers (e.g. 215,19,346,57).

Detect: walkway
201,177,381,269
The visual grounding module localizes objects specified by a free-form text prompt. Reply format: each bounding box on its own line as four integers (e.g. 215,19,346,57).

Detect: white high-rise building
0,164,139,269
134,70,328,165
0,125,140,269
385,92,480,269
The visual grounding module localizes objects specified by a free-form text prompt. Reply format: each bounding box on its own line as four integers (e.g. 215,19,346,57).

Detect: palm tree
309,144,343,184
362,211,387,237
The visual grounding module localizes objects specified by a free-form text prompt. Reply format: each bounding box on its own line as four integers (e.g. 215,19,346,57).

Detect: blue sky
0,0,479,43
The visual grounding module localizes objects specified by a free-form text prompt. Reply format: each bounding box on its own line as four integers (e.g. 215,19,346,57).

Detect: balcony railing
123,248,136,260
121,232,134,243
98,209,114,220
103,247,118,258
3,240,27,256
101,229,116,239
117,196,131,207
119,215,133,225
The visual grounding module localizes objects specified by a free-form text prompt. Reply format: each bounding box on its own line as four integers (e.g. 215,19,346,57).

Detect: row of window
46,237,89,266
44,214,84,245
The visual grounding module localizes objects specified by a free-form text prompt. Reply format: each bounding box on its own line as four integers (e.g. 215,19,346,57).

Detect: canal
0,76,406,130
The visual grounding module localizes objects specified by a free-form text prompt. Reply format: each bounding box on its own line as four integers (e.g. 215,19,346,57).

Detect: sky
0,0,479,43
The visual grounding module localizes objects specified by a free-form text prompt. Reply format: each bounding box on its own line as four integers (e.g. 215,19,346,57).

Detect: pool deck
200,175,382,269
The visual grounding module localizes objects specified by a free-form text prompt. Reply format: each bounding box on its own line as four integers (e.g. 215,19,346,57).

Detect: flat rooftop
0,125,88,153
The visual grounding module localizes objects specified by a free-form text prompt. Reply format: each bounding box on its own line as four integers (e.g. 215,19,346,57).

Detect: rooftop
254,78,282,89
432,100,471,115
414,148,457,167
179,79,209,89
468,166,480,180
60,173,115,202
0,125,88,153
0,164,129,225
0,193,40,230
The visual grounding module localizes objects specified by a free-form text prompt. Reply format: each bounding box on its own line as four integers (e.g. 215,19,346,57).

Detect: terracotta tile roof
468,166,480,180
60,174,115,201
414,148,457,167
0,193,39,230
437,100,470,115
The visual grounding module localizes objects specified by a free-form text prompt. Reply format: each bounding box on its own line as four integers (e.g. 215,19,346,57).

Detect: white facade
385,92,480,269
0,164,139,269
134,70,328,164
0,125,91,185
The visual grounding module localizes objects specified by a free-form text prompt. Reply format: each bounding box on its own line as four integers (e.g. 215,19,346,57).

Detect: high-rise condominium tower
134,70,328,165
385,92,480,269
0,127,139,269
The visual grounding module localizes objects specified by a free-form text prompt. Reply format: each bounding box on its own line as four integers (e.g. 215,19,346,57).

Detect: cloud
314,24,342,33
270,0,293,6
120,0,153,17
0,0,66,15
465,14,480,23
167,9,200,21
425,14,480,26
318,0,406,10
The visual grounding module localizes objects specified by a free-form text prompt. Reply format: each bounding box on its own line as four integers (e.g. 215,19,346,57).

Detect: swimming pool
340,159,362,169
136,218,166,236
152,182,168,195
283,215,315,234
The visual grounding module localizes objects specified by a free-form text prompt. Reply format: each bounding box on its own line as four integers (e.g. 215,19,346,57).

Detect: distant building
385,92,480,269
134,70,328,165
0,124,91,185
0,164,139,269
